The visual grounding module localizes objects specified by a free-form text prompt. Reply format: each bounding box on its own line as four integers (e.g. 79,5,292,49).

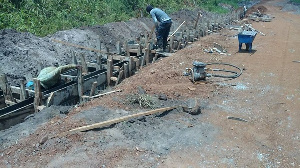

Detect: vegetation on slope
1,0,247,36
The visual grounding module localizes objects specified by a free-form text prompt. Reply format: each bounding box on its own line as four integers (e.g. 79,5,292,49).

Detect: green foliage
290,0,300,3
0,0,243,36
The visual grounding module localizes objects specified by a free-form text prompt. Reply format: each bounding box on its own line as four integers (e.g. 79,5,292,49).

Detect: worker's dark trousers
157,20,172,51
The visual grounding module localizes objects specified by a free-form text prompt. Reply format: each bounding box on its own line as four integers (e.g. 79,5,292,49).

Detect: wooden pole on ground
60,106,177,136
33,78,42,112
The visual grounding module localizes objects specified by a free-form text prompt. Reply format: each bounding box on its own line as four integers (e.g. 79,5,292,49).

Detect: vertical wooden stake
72,50,77,65
124,63,129,78
33,78,42,112
145,43,150,65
0,74,15,103
116,41,122,55
107,59,113,86
77,67,83,103
125,41,130,57
128,56,134,76
97,54,103,70
136,57,140,70
169,35,174,52
90,81,98,97
115,70,124,86
20,79,28,101
80,53,88,74
194,12,201,29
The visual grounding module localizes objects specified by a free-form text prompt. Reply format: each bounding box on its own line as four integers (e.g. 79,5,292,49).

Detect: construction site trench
1,0,300,167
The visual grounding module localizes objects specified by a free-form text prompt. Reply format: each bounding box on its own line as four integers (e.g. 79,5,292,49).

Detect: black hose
206,62,243,79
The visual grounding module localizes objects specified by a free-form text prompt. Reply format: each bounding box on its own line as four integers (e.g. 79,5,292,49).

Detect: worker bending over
146,5,172,52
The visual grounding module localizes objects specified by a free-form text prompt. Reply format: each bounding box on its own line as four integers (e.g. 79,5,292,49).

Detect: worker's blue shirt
150,8,171,23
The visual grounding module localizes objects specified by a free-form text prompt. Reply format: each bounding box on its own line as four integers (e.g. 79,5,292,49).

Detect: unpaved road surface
1,0,300,167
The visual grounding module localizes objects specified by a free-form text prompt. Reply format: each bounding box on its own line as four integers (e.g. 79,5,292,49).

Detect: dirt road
0,0,299,167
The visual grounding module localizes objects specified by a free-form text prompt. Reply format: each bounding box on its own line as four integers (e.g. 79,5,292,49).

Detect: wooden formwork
0,9,245,129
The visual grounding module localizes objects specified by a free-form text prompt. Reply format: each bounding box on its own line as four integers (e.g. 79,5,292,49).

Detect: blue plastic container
238,31,257,52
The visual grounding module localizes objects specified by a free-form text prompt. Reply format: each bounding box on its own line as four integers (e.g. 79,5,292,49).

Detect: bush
0,0,242,36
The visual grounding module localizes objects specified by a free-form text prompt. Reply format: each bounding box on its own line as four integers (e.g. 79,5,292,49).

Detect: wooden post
107,59,113,86
77,67,83,103
72,50,77,65
124,63,129,78
137,43,142,56
116,41,122,55
128,56,134,76
20,79,28,101
125,41,130,57
33,78,42,112
80,53,88,74
194,12,201,29
0,73,15,103
96,54,103,70
136,57,140,70
115,70,124,86
145,43,150,65
89,81,98,97
169,35,174,52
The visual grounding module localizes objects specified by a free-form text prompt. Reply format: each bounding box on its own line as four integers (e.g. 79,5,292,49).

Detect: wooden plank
60,106,176,136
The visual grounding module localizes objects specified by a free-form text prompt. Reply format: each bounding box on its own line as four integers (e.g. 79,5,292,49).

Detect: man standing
146,5,172,52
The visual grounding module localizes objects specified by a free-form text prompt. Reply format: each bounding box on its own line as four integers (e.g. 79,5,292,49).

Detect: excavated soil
1,0,300,167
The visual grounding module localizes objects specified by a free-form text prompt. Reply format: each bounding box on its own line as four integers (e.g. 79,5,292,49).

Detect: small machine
184,61,207,82
184,62,243,82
